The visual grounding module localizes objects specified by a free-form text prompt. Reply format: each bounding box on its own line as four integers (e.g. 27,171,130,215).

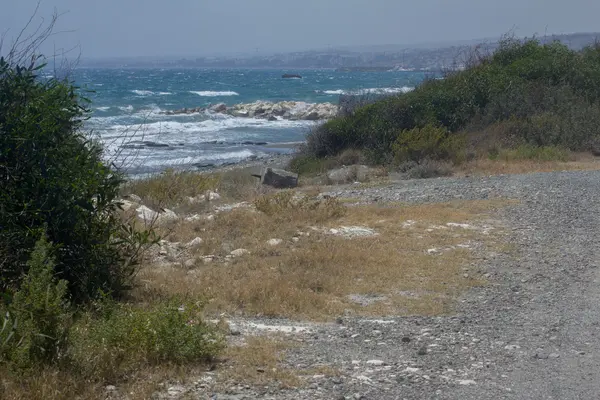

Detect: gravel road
160,170,600,400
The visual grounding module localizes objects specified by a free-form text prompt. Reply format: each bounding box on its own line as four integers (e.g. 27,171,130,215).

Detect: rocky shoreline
163,100,339,121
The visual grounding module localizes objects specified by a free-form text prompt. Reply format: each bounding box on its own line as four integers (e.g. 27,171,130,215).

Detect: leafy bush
68,300,223,380
301,38,600,164
0,57,150,303
392,124,466,163
1,235,70,370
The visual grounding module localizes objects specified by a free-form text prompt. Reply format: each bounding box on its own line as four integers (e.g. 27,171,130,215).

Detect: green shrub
0,235,70,370
302,38,600,163
0,57,151,303
392,124,466,164
67,300,223,380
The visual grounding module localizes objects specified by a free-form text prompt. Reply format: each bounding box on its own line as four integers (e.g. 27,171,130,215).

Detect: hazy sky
2,0,600,58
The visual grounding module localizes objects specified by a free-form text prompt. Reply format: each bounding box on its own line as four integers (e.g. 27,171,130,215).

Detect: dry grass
135,191,511,320
220,336,301,389
457,153,600,176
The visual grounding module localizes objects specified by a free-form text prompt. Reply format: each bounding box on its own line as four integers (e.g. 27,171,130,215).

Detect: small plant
68,300,223,381
0,235,70,370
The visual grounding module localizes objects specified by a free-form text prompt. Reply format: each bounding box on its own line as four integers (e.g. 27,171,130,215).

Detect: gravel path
161,170,600,400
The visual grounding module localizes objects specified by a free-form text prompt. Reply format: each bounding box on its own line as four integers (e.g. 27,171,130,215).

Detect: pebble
230,248,250,257
366,359,385,366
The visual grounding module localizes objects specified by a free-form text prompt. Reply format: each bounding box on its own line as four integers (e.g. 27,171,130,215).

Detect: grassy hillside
294,38,600,170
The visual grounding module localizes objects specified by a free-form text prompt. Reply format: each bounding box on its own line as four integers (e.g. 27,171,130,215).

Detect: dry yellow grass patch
457,154,600,176
135,191,510,321
220,336,301,389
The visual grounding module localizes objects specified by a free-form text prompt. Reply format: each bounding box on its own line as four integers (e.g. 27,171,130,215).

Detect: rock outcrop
260,167,298,189
282,74,302,79
163,101,339,121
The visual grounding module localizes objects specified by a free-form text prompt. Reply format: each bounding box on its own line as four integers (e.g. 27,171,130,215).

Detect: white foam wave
119,105,134,112
158,92,172,95
190,90,239,97
95,106,111,112
144,150,256,167
103,116,314,139
321,90,345,95
131,90,154,96
319,87,414,95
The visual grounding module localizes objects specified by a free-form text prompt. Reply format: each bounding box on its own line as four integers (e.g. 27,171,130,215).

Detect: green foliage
0,57,151,303
392,124,466,164
0,235,70,370
303,38,600,163
491,144,572,162
67,300,223,380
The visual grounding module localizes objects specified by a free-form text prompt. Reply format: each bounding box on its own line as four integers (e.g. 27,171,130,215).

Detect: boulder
136,205,178,225
209,103,227,113
260,167,298,189
282,74,302,79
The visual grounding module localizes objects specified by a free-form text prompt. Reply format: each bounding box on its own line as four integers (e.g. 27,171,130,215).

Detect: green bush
68,300,223,380
0,57,152,303
302,38,600,163
392,124,466,164
0,235,70,370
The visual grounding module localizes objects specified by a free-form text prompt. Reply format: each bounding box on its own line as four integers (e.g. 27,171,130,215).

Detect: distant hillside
81,32,600,71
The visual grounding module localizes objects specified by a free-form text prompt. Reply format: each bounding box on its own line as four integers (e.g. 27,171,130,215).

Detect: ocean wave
143,150,256,167
190,90,239,97
101,116,314,140
131,90,173,96
131,90,154,96
321,90,345,95
119,105,134,112
318,87,414,95
95,106,111,112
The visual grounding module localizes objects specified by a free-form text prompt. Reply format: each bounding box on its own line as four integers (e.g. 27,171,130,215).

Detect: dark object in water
241,141,268,146
282,74,302,79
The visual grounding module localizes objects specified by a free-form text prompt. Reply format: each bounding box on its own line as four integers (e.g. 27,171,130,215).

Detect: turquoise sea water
74,68,426,175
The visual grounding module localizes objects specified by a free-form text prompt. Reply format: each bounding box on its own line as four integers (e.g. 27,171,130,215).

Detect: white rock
366,360,385,366
187,237,204,248
230,248,250,257
137,205,159,222
119,199,137,212
292,237,300,243
185,214,202,222
127,194,142,203
328,226,378,238
184,259,196,268
267,238,283,246
458,379,477,386
137,205,178,224
202,256,215,264
207,191,221,201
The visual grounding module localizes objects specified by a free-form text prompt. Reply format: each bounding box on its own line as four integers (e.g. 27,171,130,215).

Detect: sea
72,68,426,175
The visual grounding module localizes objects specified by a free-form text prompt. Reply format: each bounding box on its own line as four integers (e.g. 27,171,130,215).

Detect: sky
1,0,600,59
